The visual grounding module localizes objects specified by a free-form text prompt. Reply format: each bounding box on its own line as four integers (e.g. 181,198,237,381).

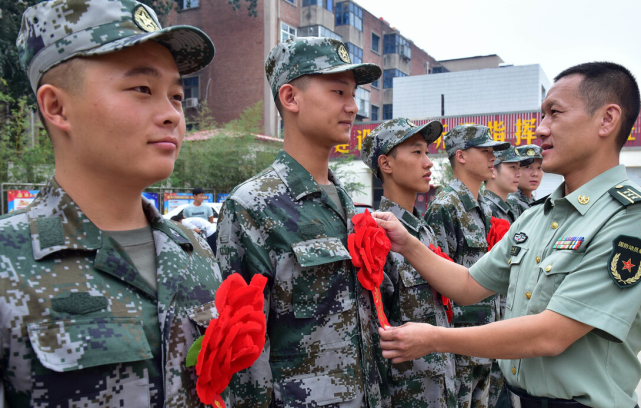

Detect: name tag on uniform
510,246,521,256
552,236,584,250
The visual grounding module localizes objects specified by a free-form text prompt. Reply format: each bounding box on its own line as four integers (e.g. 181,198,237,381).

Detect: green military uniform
425,125,509,408
360,118,456,407
470,165,641,408
215,38,383,407
0,178,223,406
506,145,543,217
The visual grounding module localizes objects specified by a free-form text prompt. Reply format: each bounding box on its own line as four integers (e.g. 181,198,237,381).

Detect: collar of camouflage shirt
449,178,482,211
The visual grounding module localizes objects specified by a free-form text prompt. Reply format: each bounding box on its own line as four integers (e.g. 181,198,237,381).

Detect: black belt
505,383,588,408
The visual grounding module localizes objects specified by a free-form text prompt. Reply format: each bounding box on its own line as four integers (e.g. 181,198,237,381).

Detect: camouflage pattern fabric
488,362,504,408
360,118,443,180
493,146,534,167
507,189,533,217
443,125,510,158
17,0,215,93
424,179,498,408
377,197,456,408
456,364,491,408
216,150,384,408
0,177,223,407
264,37,381,99
515,144,543,160
483,190,518,225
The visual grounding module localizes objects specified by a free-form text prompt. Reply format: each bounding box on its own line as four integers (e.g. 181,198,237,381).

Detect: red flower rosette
189,273,267,407
348,209,392,328
429,244,454,324
487,216,511,251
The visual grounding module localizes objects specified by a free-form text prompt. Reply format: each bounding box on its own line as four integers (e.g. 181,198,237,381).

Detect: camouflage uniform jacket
424,179,498,365
507,189,533,217
483,190,518,224
216,150,383,408
0,178,223,407
377,197,456,399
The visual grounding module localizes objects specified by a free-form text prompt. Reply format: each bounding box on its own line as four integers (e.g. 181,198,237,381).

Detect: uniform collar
545,165,629,215
450,178,482,211
378,196,422,233
517,188,532,204
483,189,511,214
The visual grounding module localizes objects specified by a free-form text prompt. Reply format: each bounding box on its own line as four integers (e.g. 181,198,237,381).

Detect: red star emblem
622,258,636,273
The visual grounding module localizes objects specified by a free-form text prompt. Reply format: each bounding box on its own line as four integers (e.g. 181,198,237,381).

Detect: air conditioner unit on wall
184,98,199,108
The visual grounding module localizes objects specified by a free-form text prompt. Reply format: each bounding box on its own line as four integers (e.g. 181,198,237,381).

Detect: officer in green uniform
424,125,509,408
375,62,641,408
360,118,456,407
216,37,384,407
507,145,544,216
1,1,220,406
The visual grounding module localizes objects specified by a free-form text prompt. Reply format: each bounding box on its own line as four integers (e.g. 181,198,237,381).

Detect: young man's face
461,146,496,182
383,133,433,194
62,41,185,186
492,162,521,195
295,71,358,149
193,193,205,204
519,158,543,192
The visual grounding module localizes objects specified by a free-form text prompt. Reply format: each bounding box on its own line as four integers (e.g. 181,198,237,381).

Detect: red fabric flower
348,209,391,290
429,244,454,324
487,217,511,251
195,273,267,407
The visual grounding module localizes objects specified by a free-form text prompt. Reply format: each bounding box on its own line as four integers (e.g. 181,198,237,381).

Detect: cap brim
410,120,443,145
475,140,511,151
316,62,382,85
503,157,535,166
81,25,215,76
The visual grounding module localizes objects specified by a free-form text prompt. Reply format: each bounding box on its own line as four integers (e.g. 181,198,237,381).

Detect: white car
163,203,223,228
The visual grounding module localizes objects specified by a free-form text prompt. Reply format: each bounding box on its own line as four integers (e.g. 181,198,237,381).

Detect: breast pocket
398,267,438,322
527,251,583,315
461,235,488,267
280,367,357,407
506,247,529,311
291,237,354,319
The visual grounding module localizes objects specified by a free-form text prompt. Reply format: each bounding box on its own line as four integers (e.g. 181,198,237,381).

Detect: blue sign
142,192,159,209
217,194,229,203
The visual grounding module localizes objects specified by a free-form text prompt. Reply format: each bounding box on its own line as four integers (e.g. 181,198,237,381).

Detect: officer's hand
370,212,411,253
378,323,435,363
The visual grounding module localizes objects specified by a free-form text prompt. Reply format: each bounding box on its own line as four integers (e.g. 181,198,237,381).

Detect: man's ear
597,103,622,140
378,154,393,176
37,84,71,134
455,150,466,165
278,84,300,114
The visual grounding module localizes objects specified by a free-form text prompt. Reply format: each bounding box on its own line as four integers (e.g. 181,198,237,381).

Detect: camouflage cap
444,124,510,157
361,118,443,179
516,144,543,162
265,37,382,99
17,0,215,93
494,145,535,166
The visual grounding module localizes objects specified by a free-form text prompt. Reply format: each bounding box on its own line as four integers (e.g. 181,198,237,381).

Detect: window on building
371,105,380,121
302,0,333,11
182,0,199,9
371,32,380,53
346,42,363,64
383,104,393,120
281,22,297,42
283,0,295,4
298,25,342,41
541,85,547,104
383,34,411,60
371,78,380,89
335,2,363,31
183,77,200,100
383,69,407,89
432,66,449,74
355,87,370,118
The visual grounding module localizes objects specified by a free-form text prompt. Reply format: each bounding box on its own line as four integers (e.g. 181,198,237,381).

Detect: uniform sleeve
216,197,273,407
424,203,457,261
546,206,641,342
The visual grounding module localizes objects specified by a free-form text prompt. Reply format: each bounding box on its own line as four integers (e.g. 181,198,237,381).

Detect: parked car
353,202,374,214
163,202,223,228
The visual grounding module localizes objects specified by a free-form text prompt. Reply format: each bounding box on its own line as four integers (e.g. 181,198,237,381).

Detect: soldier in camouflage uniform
360,118,456,408
2,1,221,406
507,145,544,217
216,38,384,407
424,125,509,408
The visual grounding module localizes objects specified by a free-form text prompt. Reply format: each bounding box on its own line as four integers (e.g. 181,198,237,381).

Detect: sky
356,0,641,83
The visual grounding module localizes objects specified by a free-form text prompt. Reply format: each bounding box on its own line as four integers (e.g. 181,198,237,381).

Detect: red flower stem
372,286,390,328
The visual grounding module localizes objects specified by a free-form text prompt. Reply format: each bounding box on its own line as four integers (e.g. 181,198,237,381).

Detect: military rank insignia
609,185,641,206
608,235,641,288
514,232,528,243
553,236,584,250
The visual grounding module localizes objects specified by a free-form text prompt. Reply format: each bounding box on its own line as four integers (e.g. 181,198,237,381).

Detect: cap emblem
407,120,417,127
514,148,520,156
337,44,351,63
527,149,535,156
133,5,160,33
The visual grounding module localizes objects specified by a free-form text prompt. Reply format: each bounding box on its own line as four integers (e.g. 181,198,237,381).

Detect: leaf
186,335,204,367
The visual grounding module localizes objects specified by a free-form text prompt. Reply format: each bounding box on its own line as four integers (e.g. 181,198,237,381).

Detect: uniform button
526,292,532,299
545,265,552,272
552,222,559,229
536,256,541,263
508,259,512,265
511,367,516,375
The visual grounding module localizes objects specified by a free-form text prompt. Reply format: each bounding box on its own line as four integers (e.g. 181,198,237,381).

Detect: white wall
333,160,374,205
393,64,549,119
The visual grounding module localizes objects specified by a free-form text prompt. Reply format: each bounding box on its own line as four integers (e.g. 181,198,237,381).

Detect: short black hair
555,62,640,150
192,187,205,196
170,214,184,222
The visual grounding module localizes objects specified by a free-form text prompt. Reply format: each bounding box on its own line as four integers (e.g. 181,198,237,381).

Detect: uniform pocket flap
291,237,351,268
399,265,426,288
541,251,583,275
464,234,488,250
281,367,357,407
509,246,528,265
187,300,218,329
27,317,152,372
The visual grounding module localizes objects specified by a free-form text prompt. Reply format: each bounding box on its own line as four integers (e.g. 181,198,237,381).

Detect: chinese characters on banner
330,110,641,158
7,190,39,212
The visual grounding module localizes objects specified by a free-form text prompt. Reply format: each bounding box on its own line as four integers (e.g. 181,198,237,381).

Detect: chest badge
608,235,641,288
553,236,584,250
513,232,528,244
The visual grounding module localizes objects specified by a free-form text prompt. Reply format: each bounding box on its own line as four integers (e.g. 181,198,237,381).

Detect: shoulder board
531,194,550,206
608,185,641,206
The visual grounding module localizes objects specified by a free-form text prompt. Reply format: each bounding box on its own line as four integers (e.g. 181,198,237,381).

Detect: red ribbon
487,216,511,251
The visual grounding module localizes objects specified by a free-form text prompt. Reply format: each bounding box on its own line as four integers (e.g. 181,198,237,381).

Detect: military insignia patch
608,235,641,288
337,44,351,63
514,232,528,243
609,185,641,206
510,246,521,256
133,5,160,33
553,236,584,250
527,149,536,156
